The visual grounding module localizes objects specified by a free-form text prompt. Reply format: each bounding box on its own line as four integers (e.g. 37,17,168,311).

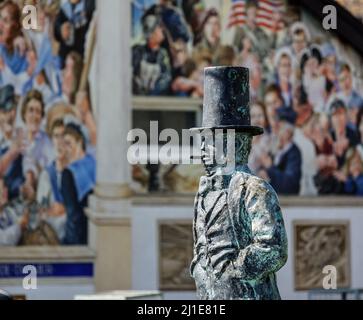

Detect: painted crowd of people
132,0,363,197
0,0,96,246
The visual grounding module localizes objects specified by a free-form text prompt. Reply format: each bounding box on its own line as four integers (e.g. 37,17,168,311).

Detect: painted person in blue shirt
343,148,363,196
337,64,363,133
0,85,25,200
37,119,68,241
0,1,43,97
61,122,95,245
329,99,360,169
0,1,28,76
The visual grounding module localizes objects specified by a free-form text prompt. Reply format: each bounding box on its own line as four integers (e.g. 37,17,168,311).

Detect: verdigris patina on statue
190,66,288,300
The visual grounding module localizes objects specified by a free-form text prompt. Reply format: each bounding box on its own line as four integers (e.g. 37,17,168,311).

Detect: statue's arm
190,193,200,277
233,182,288,281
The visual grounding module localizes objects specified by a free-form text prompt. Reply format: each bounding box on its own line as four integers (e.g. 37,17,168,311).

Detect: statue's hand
216,261,241,280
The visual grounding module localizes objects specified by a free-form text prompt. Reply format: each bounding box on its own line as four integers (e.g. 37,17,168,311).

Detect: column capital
94,183,134,200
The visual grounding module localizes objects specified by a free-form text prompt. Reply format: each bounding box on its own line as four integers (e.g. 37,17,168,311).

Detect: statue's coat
191,168,288,300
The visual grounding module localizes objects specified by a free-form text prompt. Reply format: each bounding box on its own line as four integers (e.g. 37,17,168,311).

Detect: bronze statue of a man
190,66,288,300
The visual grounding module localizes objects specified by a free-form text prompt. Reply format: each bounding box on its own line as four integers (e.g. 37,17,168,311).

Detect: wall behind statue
2,201,362,300
132,203,363,300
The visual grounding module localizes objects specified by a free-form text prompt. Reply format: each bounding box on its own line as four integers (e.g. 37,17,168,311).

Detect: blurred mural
1,0,363,249
131,0,363,197
0,0,97,247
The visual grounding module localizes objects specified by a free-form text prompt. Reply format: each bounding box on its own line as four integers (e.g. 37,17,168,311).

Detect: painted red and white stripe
227,0,285,32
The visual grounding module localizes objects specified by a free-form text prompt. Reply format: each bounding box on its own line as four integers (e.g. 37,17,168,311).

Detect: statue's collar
234,164,251,174
199,165,251,195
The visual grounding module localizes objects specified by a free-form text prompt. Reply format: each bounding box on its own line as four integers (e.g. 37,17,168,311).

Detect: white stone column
87,0,133,292
94,0,132,198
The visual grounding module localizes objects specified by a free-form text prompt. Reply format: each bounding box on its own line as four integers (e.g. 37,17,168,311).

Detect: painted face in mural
36,4,46,31
52,125,66,160
0,2,20,47
277,122,294,150
149,25,165,47
64,133,83,164
204,15,220,46
331,107,348,134
265,90,282,112
324,55,337,74
172,39,188,68
251,103,267,129
24,98,43,135
339,68,353,93
271,9,283,29
242,37,252,52
265,90,283,131
349,151,363,178
292,31,307,55
278,54,292,81
306,56,321,77
250,60,262,92
246,5,258,27
62,54,76,98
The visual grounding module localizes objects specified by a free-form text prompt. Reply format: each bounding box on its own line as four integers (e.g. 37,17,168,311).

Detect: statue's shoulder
230,172,282,215
231,171,278,200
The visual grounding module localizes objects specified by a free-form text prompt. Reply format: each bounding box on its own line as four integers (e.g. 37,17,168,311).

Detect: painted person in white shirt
293,116,318,196
301,46,327,113
287,22,311,75
19,89,54,203
37,118,67,241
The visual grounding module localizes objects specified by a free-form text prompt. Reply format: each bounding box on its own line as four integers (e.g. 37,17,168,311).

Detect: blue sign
0,263,93,278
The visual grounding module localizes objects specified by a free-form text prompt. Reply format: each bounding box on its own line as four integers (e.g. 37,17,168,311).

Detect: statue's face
201,132,251,176
201,137,219,176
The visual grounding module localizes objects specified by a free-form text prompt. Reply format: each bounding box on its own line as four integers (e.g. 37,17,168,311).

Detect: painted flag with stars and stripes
227,0,285,32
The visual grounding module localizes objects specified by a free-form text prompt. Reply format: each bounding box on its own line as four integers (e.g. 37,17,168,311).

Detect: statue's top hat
190,66,263,136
